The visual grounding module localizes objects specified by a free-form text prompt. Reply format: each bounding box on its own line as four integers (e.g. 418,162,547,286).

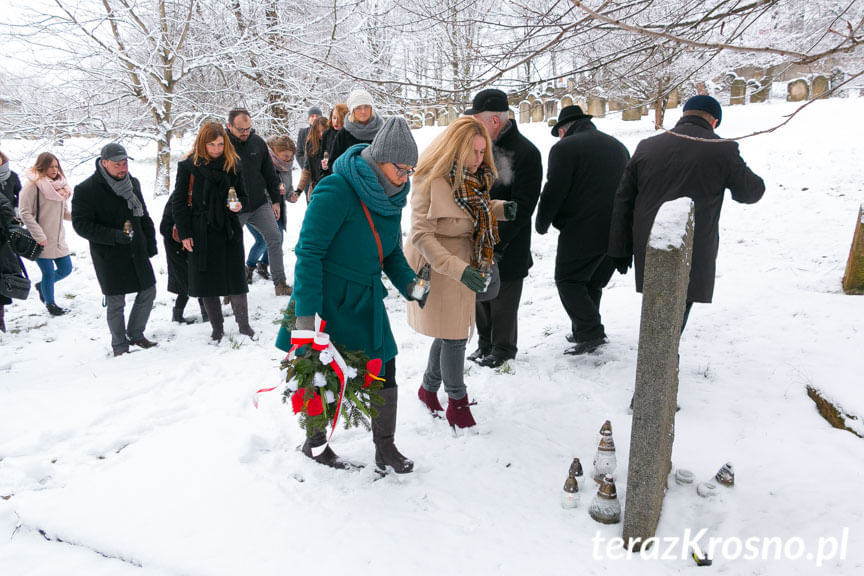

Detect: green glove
503,201,518,220
460,266,486,292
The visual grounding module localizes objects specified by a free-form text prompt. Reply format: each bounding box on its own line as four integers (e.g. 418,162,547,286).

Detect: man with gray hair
72,143,158,357
465,89,543,368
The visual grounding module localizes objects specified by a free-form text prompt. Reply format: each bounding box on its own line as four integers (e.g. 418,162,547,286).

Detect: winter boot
198,298,209,323
256,262,270,280
246,265,255,285
274,279,293,296
418,385,444,416
229,294,256,340
172,295,194,324
46,303,67,316
446,394,477,431
372,387,414,474
301,429,359,470
202,297,224,342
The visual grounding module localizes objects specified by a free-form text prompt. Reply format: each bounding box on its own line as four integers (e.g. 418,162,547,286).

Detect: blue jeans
245,221,284,267
36,255,73,305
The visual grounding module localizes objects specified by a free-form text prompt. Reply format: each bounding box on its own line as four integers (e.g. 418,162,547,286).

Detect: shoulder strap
35,185,40,223
187,173,194,206
358,199,383,268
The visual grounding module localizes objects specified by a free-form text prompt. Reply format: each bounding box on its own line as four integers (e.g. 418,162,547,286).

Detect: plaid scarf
450,163,498,268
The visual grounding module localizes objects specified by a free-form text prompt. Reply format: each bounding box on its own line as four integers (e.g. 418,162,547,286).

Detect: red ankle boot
446,394,476,430
418,386,444,415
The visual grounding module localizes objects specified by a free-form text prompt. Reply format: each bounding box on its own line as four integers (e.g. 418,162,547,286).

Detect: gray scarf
97,160,143,217
361,146,405,198
0,162,10,184
344,114,384,141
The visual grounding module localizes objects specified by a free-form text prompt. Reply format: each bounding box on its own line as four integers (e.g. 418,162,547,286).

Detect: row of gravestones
406,75,840,128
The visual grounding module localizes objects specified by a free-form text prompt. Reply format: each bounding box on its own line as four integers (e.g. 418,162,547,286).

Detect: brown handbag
171,173,194,243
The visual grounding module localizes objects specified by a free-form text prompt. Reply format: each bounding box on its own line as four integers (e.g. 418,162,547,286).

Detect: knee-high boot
229,294,256,339
201,297,223,341
198,298,209,322
372,387,414,474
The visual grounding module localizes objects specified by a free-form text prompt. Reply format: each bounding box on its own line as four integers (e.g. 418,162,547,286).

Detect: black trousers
475,277,524,359
555,254,616,343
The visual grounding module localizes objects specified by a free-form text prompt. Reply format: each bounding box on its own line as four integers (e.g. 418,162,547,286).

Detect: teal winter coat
275,145,416,366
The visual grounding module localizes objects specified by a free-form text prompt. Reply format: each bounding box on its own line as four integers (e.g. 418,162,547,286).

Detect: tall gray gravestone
623,198,695,551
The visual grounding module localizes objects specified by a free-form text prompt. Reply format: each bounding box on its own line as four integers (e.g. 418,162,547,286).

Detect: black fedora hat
551,105,592,136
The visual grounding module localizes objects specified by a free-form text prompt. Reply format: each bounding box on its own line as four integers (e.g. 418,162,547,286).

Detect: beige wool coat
19,176,71,260
405,175,505,340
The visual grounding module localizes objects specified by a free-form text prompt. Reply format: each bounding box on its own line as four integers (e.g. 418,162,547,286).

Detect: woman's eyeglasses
391,163,415,177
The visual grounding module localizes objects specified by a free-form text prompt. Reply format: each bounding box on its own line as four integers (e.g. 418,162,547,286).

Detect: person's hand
114,230,133,245
272,202,280,219
228,201,242,213
460,266,486,292
503,201,518,221
38,239,47,247
181,237,194,252
294,315,315,331
321,158,329,171
288,190,300,203
612,256,632,275
406,279,430,308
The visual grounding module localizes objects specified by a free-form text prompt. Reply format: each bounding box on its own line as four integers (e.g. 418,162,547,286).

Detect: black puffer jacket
0,193,25,305
608,115,765,303
0,171,21,208
72,161,157,296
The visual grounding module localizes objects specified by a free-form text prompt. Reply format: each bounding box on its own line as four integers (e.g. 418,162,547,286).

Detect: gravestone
437,108,450,126
842,204,864,294
587,97,606,117
787,79,809,102
623,198,695,552
750,77,772,103
531,101,544,122
730,79,746,105
519,101,531,124
561,95,574,109
608,99,625,112
622,100,642,121
545,100,558,121
424,110,435,127
666,90,680,108
812,75,830,99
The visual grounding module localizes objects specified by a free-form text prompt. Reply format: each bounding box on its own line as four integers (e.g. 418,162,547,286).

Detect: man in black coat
608,95,765,330
466,89,543,367
72,143,159,357
226,108,291,295
536,106,630,355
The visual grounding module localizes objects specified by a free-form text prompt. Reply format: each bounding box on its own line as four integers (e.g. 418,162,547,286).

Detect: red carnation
306,392,324,416
291,389,306,414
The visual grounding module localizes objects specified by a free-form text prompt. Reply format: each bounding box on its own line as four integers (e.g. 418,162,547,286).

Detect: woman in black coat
0,193,26,332
171,121,254,342
0,150,22,209
159,202,207,324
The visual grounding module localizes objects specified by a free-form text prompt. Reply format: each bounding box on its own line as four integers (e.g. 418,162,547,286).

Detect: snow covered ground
1,98,862,575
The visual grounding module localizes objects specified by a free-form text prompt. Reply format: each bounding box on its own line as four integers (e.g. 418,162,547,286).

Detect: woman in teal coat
276,117,426,474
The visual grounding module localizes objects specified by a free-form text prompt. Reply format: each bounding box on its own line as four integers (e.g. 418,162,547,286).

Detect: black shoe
172,308,195,324
131,336,158,349
467,347,489,363
46,303,66,316
246,266,255,284
113,348,130,357
35,282,45,303
256,262,270,280
564,337,607,356
479,353,512,368
301,436,361,470
565,333,576,343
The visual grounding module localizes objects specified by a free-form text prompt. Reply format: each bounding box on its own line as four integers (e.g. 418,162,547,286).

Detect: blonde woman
19,152,73,316
405,117,517,431
171,121,253,342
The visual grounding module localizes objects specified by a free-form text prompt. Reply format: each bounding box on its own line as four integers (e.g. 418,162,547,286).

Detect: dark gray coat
608,115,765,303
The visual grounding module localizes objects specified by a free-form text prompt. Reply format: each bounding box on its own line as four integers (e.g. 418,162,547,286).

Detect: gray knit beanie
366,117,418,166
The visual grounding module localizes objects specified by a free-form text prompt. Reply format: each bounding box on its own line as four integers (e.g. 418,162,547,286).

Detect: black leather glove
114,229,133,245
503,201,518,221
613,256,632,275
460,266,486,292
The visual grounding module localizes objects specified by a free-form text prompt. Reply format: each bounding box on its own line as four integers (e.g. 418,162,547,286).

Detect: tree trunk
155,137,172,196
